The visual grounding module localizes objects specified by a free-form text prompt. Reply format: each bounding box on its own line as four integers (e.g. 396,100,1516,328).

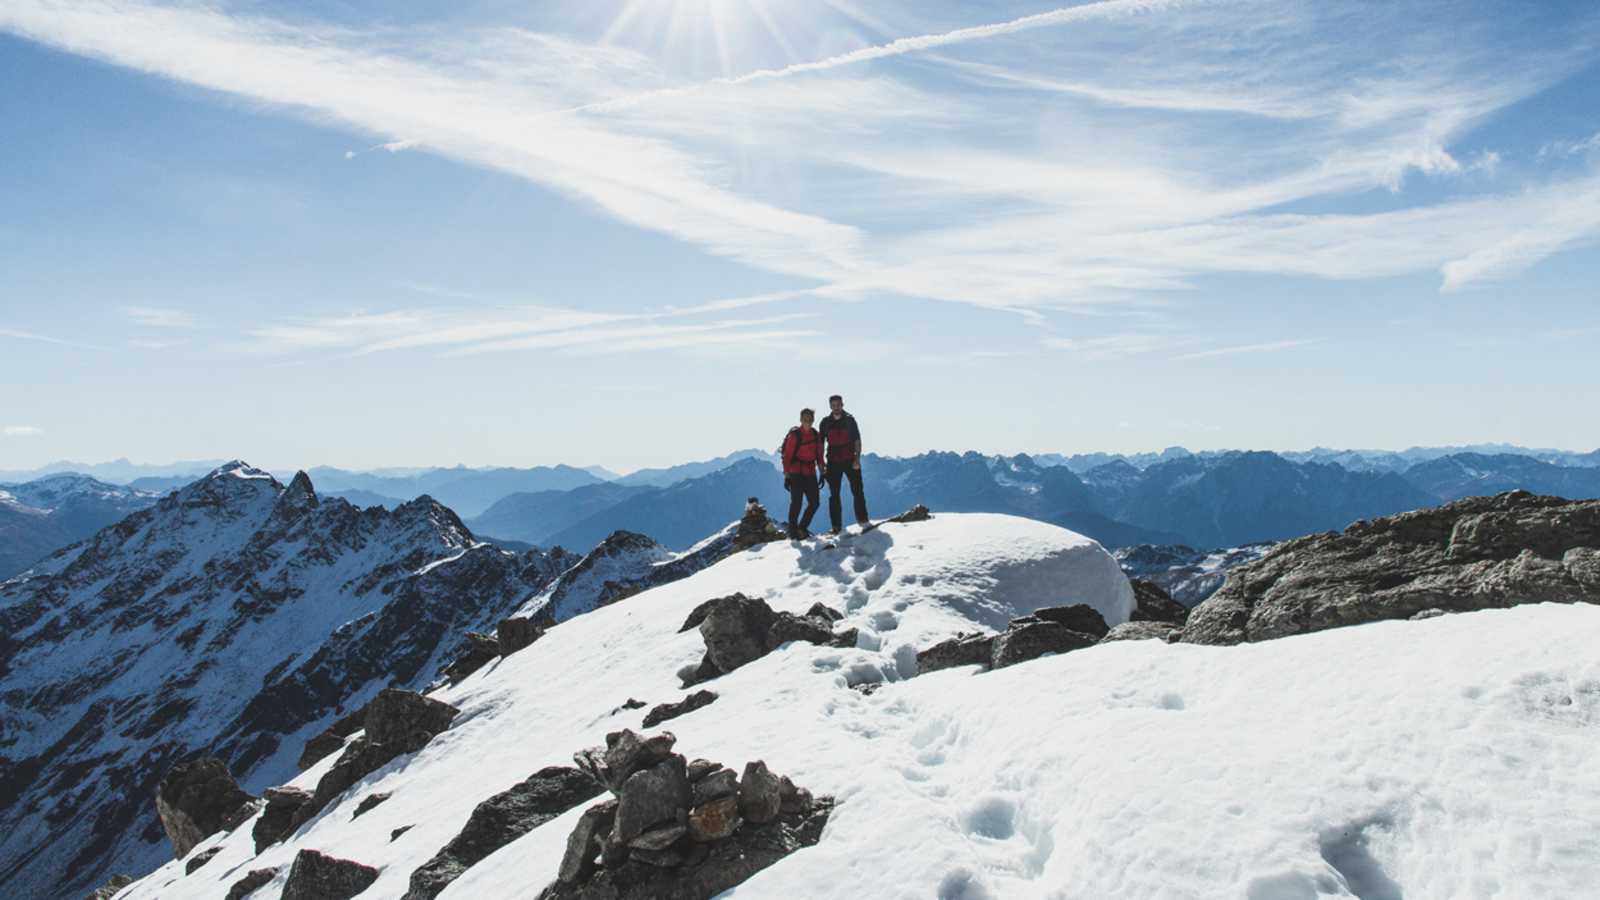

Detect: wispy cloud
1174,339,1318,360
0,326,108,350
1539,131,1600,160
125,306,200,329
3,425,44,438
1043,333,1206,360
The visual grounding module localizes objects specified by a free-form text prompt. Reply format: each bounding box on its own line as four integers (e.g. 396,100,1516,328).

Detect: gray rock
1184,491,1600,645
1129,578,1189,625
558,800,618,884
253,786,312,853
990,621,1098,669
364,688,460,751
297,707,365,771
1101,621,1182,643
184,846,222,875
440,632,501,685
281,849,379,900
391,825,415,841
630,822,687,851
684,758,719,782
915,633,995,674
642,691,718,728
698,594,777,675
690,768,739,806
155,757,258,860
575,729,678,795
765,612,836,651
886,504,933,523
612,756,690,847
223,868,277,900
737,761,782,825
403,766,602,900
497,616,545,656
87,874,133,899
1031,603,1110,637
805,602,844,622
351,791,391,819
686,794,741,842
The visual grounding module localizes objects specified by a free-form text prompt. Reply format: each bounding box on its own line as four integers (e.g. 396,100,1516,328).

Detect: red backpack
780,427,820,475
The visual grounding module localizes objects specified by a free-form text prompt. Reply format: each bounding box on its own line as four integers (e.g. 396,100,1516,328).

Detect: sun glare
599,0,886,77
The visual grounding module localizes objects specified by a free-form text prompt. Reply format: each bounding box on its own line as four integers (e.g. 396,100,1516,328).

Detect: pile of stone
542,729,831,899
678,594,855,687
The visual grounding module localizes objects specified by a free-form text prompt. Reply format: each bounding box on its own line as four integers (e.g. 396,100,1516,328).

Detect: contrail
571,0,1200,115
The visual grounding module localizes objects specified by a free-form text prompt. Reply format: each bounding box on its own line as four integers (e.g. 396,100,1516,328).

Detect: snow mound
118,515,1600,900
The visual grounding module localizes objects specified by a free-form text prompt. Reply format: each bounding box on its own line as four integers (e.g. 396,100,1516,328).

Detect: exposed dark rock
765,612,836,650
915,633,995,674
441,631,501,685
352,791,391,819
612,757,691,847
558,800,618,884
643,691,718,728
698,594,776,674
154,757,258,859
87,874,133,899
253,786,312,853
222,797,264,832
298,708,365,771
1101,621,1182,643
731,498,786,552
690,768,738,806
402,765,602,900
497,617,545,656
737,761,782,825
224,868,277,900
391,825,415,842
885,504,933,524
1030,603,1110,637
612,698,647,715
184,845,223,875
1128,578,1189,625
805,602,844,622
574,729,680,795
990,621,1098,669
685,758,719,782
365,689,460,751
1184,491,1600,645
830,627,860,648
281,849,379,900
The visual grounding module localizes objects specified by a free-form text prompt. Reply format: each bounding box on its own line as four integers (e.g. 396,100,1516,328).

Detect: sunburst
597,0,894,78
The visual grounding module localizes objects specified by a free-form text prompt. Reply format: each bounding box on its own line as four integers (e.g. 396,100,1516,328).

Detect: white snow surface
120,515,1599,900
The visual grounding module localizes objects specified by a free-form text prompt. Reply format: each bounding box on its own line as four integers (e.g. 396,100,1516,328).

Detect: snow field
121,514,1599,900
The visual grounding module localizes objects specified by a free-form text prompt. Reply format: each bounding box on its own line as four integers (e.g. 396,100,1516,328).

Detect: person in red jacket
818,394,869,534
781,407,823,538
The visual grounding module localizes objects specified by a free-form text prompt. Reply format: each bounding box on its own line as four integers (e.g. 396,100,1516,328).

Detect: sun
598,0,890,78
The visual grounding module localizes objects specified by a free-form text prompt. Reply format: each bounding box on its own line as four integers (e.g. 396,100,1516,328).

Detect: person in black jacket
781,408,822,538
818,394,869,534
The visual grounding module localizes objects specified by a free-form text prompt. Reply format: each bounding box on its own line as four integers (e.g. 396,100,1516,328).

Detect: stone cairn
540,729,831,899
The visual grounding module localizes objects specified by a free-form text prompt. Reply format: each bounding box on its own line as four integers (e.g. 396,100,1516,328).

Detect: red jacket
782,426,821,475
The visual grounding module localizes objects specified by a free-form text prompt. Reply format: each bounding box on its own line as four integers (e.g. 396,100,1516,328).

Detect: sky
2,0,1599,473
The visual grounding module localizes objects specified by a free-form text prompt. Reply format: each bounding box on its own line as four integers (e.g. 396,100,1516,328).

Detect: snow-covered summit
115,509,1600,900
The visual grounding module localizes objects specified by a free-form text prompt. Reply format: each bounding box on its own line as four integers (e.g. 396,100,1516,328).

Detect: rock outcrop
679,593,856,686
497,617,544,655
1128,579,1189,624
642,691,718,728
439,631,501,685
253,787,312,853
223,868,277,900
916,604,1107,674
1184,491,1600,645
281,849,378,900
546,729,831,899
154,757,258,859
402,766,603,900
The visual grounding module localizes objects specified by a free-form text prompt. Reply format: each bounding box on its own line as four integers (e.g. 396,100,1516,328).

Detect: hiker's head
828,395,844,414
799,408,815,426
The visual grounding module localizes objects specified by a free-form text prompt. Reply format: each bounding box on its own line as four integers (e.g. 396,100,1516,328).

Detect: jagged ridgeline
0,462,592,900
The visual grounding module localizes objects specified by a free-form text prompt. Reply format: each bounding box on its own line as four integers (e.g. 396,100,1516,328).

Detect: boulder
915,633,995,674
1128,578,1189,625
1184,491,1600,645
1031,603,1110,637
642,691,718,728
611,757,691,847
403,766,602,900
690,768,738,806
352,791,391,819
558,800,618,884
737,761,782,825
155,757,258,859
185,846,222,875
281,849,379,900
805,602,844,622
698,594,776,675
687,794,741,842
87,874,133,899
765,612,836,650
1101,621,1182,643
440,632,501,685
990,621,1098,669
253,786,312,853
364,688,460,751
886,504,933,524
497,616,545,656
297,707,365,771
223,868,277,900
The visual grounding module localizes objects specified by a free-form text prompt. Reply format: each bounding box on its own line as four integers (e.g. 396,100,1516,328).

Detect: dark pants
787,472,820,531
824,460,869,530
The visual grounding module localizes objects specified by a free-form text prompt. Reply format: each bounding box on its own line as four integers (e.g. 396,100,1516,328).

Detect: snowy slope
0,463,580,899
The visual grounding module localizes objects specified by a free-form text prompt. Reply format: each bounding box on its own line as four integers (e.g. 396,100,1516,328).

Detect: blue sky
2,0,1599,472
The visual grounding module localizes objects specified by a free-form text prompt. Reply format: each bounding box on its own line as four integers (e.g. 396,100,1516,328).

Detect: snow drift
116,513,1598,900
